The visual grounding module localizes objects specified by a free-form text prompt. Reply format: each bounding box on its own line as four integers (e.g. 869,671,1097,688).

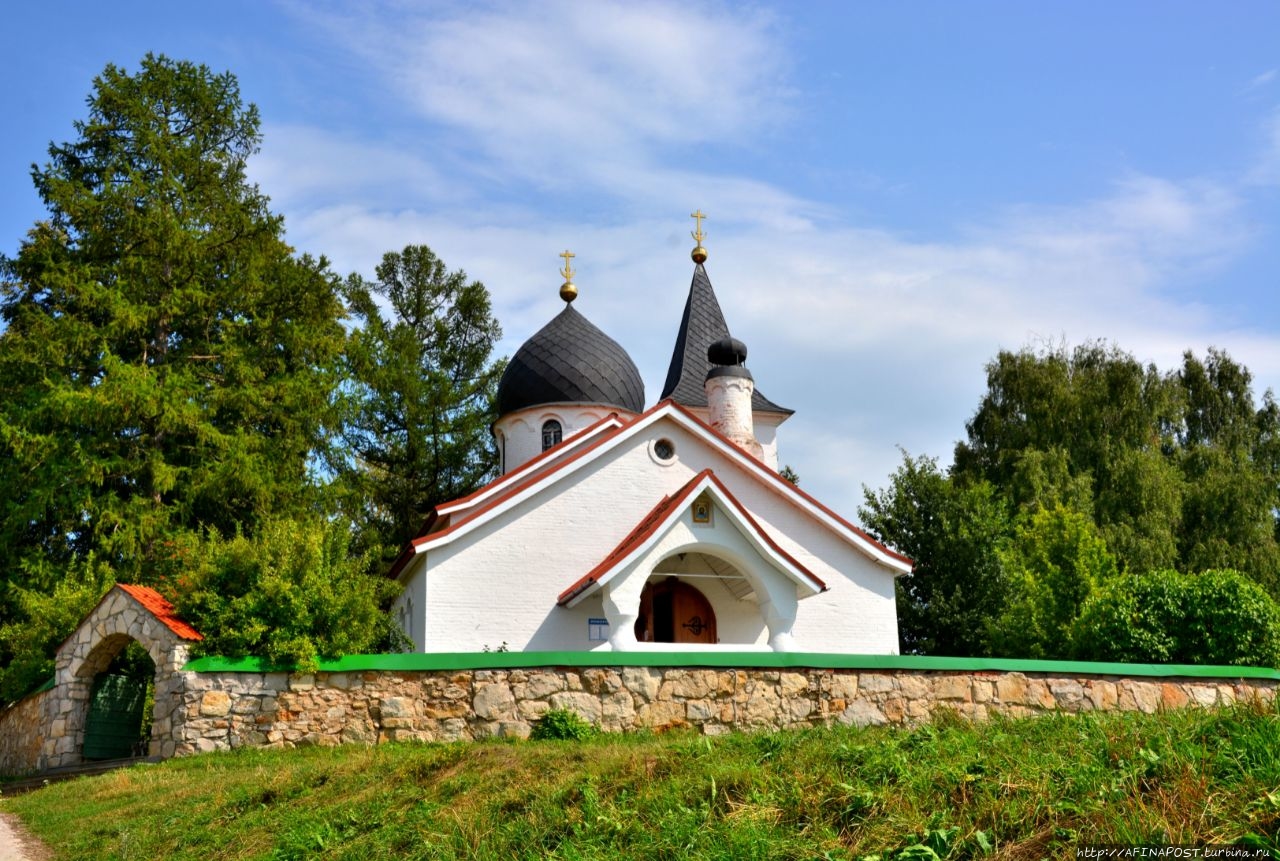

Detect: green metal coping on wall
182,651,1280,680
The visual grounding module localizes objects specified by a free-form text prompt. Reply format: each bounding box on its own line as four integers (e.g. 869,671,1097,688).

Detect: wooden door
634,580,716,644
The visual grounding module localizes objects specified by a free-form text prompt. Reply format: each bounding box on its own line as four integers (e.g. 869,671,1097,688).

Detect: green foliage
529,708,599,741
0,556,114,702
860,452,1011,656
171,517,406,672
0,56,449,701
1074,569,1280,667
955,341,1173,494
338,244,504,562
8,704,1280,858
952,341,1280,594
0,54,346,586
991,506,1119,660
868,340,1280,659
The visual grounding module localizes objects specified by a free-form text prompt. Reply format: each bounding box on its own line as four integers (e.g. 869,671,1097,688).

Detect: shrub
530,708,598,741
990,505,1119,660
171,516,407,672
1073,568,1280,667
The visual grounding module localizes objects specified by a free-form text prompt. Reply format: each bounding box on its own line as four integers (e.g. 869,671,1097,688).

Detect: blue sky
5,1,1280,519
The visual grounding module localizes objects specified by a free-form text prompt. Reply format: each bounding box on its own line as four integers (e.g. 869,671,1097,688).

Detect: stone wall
175,665,1279,754
0,688,50,776
8,651,1278,772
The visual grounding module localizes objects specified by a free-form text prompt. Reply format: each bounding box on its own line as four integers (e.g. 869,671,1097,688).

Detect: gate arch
41,585,202,769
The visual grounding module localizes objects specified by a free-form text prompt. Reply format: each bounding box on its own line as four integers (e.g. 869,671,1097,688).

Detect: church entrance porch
598,545,800,652
634,579,717,644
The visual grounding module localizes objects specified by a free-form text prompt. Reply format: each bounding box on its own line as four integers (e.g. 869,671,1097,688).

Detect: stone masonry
0,585,202,775
3,581,1278,775
0,688,49,775
174,665,1279,754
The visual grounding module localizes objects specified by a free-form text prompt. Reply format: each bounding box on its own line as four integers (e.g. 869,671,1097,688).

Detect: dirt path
0,812,50,861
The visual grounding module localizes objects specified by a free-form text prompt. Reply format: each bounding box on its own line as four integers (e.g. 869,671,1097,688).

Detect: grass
3,702,1279,860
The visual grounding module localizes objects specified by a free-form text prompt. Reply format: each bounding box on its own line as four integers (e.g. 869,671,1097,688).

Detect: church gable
558,468,825,609
399,401,910,577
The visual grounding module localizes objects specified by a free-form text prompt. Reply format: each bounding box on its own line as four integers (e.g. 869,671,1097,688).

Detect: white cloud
1248,109,1280,187
301,0,789,184
252,124,463,211
265,2,1280,520
1245,68,1277,93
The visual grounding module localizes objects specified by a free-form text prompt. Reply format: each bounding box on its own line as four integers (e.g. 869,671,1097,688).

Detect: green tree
954,341,1172,495
0,54,346,586
339,245,504,561
171,517,405,671
952,341,1280,593
1173,350,1280,593
0,557,115,702
860,452,1011,656
1073,569,1280,667
990,505,1119,660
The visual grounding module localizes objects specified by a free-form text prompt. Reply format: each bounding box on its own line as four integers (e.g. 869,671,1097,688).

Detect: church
389,215,912,653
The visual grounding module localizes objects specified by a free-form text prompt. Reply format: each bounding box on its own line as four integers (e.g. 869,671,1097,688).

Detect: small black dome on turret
496,305,645,415
706,335,752,382
707,336,748,366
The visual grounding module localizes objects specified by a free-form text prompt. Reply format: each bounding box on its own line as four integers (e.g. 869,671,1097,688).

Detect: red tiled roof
117,584,203,641
387,399,913,582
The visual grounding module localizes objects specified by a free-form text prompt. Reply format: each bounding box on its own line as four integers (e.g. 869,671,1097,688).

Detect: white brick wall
402,414,901,655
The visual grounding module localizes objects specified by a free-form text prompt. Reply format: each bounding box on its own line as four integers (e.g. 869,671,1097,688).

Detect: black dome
497,305,645,415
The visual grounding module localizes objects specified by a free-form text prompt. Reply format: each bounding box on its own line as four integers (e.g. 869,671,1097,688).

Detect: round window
653,438,676,461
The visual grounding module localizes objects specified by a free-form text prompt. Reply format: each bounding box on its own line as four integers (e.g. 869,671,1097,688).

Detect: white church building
390,221,912,653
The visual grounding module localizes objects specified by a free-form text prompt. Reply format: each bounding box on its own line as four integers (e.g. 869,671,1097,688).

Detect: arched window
541,420,563,451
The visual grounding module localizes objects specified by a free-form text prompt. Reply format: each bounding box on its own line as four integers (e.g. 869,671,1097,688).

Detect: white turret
704,336,764,461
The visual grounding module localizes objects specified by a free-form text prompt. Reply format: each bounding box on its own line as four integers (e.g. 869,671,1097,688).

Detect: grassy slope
3,703,1279,860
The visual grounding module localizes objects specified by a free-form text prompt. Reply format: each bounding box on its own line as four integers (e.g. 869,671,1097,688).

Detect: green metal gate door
82,673,147,760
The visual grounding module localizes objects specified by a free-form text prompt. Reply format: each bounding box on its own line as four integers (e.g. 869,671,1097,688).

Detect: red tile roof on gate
117,584,204,641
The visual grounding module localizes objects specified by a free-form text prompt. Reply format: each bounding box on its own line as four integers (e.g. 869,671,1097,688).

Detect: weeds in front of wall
5,700,1280,860
529,708,598,741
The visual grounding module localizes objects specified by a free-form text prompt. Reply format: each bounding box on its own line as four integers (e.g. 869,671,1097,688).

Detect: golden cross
559,249,575,281
690,210,707,244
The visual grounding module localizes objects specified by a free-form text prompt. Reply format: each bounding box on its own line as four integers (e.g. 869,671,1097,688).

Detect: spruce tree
0,54,346,588
339,245,504,562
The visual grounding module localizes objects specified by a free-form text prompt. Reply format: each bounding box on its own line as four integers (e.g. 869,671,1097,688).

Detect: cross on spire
558,249,578,303
690,210,708,263
690,209,707,244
